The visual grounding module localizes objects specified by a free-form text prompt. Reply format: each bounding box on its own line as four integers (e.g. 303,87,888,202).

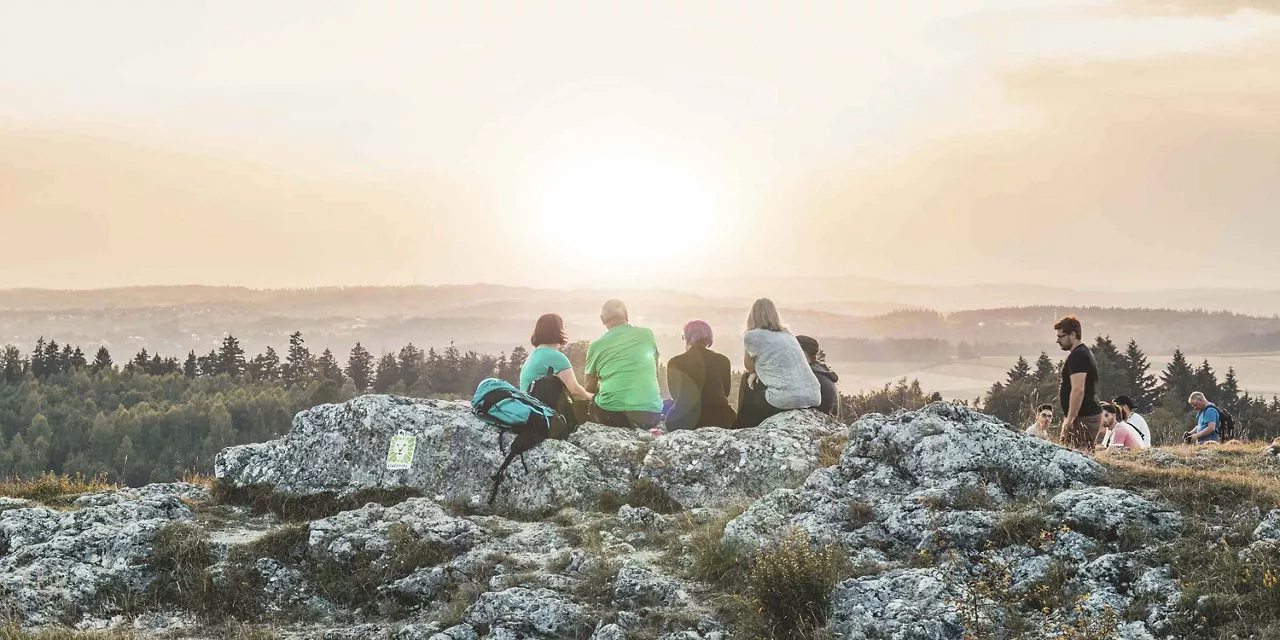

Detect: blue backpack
471,378,572,504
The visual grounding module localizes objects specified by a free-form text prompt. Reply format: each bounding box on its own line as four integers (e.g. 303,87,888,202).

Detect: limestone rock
723,403,1101,553
612,563,688,607
1255,508,1280,542
1049,487,1182,542
640,409,844,509
215,395,627,512
0,487,193,625
307,497,488,563
828,568,966,639
465,587,584,636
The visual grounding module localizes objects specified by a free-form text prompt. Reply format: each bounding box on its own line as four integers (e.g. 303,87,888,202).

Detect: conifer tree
43,340,61,375
2,345,25,383
1122,339,1157,411
1220,367,1241,411
90,346,113,374
282,331,314,387
397,344,424,388
59,344,75,373
1193,360,1219,400
316,348,344,383
373,352,401,393
69,347,87,370
30,337,46,378
249,347,281,381
346,343,374,391
216,335,246,376
1033,352,1057,381
129,349,151,375
1007,356,1031,384
1159,348,1195,406
509,345,529,378
183,351,198,378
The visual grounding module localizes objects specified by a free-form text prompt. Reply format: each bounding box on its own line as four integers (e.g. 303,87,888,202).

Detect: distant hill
1,286,1279,366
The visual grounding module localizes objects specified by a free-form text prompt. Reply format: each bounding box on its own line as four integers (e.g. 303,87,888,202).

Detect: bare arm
1193,418,1217,440
744,352,756,373
557,369,592,403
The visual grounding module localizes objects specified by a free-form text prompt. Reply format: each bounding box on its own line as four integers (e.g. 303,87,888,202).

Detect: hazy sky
0,0,1277,292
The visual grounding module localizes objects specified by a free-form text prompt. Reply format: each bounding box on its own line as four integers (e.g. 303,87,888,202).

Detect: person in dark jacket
796,335,839,417
665,320,737,430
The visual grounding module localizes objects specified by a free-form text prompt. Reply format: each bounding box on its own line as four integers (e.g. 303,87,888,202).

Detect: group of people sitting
1024,396,1153,449
516,298,839,431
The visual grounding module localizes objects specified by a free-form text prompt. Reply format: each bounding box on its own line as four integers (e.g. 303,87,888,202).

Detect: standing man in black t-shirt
1054,315,1102,452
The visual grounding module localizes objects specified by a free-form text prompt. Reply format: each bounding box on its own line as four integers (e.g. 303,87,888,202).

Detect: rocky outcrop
0,483,196,625
2,400,1233,639
216,395,844,513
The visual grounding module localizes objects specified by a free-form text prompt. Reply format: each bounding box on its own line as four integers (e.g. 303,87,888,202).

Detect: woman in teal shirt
519,314,594,411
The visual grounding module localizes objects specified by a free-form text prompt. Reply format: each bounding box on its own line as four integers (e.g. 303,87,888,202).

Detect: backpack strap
475,387,517,417
488,445,523,505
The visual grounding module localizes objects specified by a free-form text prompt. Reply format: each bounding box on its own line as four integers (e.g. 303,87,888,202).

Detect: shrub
746,532,851,638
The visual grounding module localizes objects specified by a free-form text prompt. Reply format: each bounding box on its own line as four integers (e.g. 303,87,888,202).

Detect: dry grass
210,481,423,521
0,473,117,503
1100,442,1280,639
817,435,849,468
0,629,136,640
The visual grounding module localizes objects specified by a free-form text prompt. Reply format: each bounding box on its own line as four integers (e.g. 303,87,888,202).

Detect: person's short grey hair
1188,391,1207,403
601,299,628,324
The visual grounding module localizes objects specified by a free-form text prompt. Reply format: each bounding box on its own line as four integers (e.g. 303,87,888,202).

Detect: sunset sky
0,0,1277,293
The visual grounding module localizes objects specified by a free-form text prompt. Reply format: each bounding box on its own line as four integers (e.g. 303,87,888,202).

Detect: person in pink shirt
1103,402,1144,449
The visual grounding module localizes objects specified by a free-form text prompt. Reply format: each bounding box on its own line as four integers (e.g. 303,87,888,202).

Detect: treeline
0,333,546,485
981,337,1280,444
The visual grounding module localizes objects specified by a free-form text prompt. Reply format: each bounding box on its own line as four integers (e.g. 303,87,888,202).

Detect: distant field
831,352,1280,402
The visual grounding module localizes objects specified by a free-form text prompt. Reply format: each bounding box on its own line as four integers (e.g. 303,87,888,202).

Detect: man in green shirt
585,299,663,429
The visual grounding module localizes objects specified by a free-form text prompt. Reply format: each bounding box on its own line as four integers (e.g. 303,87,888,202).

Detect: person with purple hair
665,320,737,430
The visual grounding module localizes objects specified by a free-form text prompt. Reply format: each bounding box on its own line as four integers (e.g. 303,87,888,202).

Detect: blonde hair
745,298,787,333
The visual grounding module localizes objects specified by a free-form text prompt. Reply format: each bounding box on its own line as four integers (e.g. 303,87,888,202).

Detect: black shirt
666,346,736,430
1060,343,1102,418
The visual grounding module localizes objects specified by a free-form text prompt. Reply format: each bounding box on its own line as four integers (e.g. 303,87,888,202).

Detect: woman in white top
732,298,821,428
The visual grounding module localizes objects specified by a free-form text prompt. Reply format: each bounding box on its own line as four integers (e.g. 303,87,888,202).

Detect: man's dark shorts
589,401,662,430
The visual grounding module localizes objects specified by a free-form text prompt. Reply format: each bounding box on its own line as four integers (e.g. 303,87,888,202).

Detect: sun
537,158,716,266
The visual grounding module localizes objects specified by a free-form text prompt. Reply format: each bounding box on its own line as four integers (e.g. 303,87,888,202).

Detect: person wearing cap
665,320,737,430
1102,401,1144,449
796,335,840,417
1112,395,1151,449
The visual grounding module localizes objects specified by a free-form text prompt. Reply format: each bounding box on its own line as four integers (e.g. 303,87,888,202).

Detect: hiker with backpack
1185,391,1230,445
732,298,821,428
519,313,593,424
1112,395,1151,449
584,299,664,429
666,320,737,430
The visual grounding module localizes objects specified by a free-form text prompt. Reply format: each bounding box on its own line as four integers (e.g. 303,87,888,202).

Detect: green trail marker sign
386,431,417,470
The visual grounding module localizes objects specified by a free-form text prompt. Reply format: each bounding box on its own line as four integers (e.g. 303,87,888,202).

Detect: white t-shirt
743,328,821,410
1123,413,1152,449
1024,424,1049,440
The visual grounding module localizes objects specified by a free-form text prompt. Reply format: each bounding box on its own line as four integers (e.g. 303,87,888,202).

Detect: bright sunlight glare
538,159,716,266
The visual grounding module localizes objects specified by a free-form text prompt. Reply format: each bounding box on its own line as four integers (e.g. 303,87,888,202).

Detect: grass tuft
211,481,423,521
0,473,117,503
